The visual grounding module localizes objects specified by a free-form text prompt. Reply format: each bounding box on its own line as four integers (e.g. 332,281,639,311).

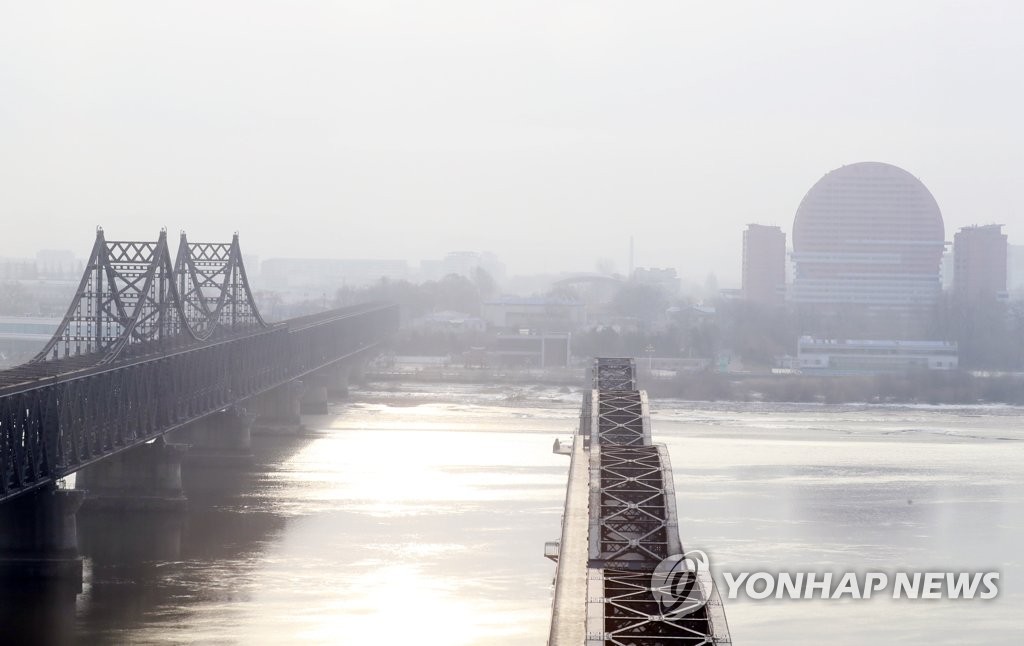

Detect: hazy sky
3,1,1023,285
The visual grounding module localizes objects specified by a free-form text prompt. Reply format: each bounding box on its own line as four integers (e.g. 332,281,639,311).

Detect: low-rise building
796,336,958,374
488,332,571,368
481,296,585,332
632,267,680,297
411,310,486,332
0,316,61,367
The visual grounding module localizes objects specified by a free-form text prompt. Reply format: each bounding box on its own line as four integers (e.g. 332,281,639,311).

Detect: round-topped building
790,161,946,310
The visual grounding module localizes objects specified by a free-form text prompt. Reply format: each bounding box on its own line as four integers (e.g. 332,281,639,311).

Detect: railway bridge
547,358,732,645
0,229,398,588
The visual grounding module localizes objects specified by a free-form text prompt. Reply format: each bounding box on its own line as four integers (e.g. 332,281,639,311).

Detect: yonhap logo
651,550,715,618
652,549,1001,608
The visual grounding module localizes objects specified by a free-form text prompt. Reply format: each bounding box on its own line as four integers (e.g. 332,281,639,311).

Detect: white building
0,316,61,367
796,336,958,374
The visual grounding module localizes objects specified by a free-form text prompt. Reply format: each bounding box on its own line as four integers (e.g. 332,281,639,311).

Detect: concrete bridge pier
251,381,304,434
299,358,374,414
349,359,368,387
0,486,85,590
78,508,185,564
317,365,352,400
170,407,256,468
0,583,79,645
300,377,331,414
0,486,84,644
76,437,188,512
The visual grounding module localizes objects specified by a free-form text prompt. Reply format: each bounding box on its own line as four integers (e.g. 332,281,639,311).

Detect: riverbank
366,366,585,386
643,370,1024,405
368,365,1024,405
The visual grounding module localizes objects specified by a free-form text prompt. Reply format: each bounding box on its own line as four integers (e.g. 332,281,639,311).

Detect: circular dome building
791,161,946,309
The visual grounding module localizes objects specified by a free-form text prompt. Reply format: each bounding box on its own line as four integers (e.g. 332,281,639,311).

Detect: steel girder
593,568,718,646
580,389,593,445
33,230,194,363
594,357,636,391
0,303,399,503
581,357,731,645
589,444,682,568
174,232,266,336
595,390,651,446
33,230,267,366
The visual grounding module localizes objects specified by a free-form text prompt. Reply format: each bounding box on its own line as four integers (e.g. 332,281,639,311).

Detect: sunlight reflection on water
71,384,1024,645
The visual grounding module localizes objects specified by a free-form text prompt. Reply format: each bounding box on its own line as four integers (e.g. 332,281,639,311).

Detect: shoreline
365,368,1024,405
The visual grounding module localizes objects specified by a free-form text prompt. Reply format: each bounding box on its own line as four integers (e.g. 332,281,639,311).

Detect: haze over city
3,1,1024,282
3,4,1024,646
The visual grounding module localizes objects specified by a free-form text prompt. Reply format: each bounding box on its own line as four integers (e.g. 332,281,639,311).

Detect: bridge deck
0,302,399,503
548,435,590,646
0,323,280,393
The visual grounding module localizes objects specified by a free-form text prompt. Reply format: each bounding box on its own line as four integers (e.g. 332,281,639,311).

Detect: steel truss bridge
0,229,398,504
548,358,731,645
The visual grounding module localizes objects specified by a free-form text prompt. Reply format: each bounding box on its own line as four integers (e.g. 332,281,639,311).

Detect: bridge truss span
588,443,682,569
35,229,267,365
549,357,731,646
0,229,399,504
174,232,266,338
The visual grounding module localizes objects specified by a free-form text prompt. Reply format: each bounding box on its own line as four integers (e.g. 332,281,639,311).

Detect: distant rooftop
483,296,582,306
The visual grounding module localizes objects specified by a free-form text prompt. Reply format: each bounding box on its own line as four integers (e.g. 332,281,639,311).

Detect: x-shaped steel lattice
600,569,716,645
594,357,636,391
34,229,266,365
595,446,671,565
597,392,646,446
175,233,265,337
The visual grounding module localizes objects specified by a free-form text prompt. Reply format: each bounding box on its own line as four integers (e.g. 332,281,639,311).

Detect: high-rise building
940,250,955,290
954,224,1007,302
742,224,786,303
790,161,946,310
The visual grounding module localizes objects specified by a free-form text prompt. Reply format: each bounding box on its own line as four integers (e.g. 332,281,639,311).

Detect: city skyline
0,160,1018,290
1,197,1021,295
3,3,1024,283
2,5,1022,646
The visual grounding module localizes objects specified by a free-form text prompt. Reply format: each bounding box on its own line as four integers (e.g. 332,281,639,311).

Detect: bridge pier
76,437,188,512
300,377,331,415
349,359,368,387
0,486,85,590
317,365,352,400
170,407,256,468
79,508,185,564
0,486,84,645
251,381,305,434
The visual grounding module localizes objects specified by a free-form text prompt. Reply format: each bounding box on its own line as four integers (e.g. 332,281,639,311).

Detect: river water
60,382,1024,644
